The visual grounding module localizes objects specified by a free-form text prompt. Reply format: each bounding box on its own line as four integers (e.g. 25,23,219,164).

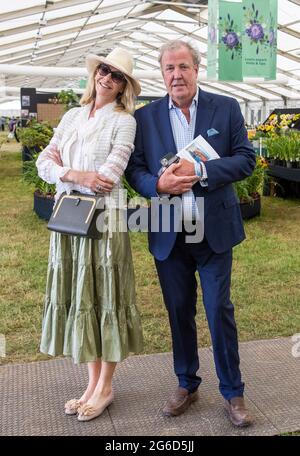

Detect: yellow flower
247,129,256,139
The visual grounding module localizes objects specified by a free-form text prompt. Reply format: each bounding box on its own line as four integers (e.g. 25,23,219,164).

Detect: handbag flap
47,193,102,236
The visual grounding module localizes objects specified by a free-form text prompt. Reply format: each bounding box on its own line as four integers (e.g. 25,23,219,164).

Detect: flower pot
239,196,261,220
22,145,41,162
33,190,55,221
22,146,34,162
268,164,300,183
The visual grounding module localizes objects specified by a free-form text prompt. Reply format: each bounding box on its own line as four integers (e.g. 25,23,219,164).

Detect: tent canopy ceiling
1,0,300,104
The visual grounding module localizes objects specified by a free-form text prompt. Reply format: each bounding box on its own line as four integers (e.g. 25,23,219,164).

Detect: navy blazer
125,89,256,260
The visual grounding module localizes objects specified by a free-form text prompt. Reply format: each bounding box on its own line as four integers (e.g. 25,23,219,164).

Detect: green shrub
265,131,300,162
17,119,53,150
57,89,80,111
234,157,268,203
122,177,141,200
23,153,55,196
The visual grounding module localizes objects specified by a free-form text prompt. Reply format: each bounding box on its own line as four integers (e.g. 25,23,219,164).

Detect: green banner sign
79,78,87,89
242,0,277,80
207,0,219,80
219,0,243,81
207,0,277,81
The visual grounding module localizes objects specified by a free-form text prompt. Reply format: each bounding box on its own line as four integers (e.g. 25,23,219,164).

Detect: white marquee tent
1,0,300,124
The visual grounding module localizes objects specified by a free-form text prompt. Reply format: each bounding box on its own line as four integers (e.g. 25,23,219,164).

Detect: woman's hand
45,145,63,166
77,171,114,193
96,174,115,193
61,170,114,193
46,145,114,193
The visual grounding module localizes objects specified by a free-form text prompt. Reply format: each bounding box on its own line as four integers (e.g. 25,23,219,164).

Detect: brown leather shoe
162,387,198,417
224,396,253,427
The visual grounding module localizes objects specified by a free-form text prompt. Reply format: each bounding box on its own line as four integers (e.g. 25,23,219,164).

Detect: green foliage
57,89,80,111
2,151,300,364
17,121,55,196
0,136,6,150
122,176,141,200
234,157,268,203
265,131,300,162
23,153,56,196
17,119,53,150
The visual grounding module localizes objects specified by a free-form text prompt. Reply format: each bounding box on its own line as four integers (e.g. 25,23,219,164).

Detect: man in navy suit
126,40,256,427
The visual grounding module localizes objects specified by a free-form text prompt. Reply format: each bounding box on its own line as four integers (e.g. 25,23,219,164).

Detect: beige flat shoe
77,393,114,422
64,398,82,415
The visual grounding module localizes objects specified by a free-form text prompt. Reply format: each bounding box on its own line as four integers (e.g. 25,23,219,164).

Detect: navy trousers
155,231,245,400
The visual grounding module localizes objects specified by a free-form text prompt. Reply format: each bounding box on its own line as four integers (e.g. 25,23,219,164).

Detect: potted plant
234,157,268,219
265,130,300,168
17,119,53,162
57,89,80,111
23,153,55,220
250,113,300,159
264,131,300,198
255,113,300,138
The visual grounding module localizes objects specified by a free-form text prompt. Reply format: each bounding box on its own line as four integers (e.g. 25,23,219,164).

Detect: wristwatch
157,153,180,177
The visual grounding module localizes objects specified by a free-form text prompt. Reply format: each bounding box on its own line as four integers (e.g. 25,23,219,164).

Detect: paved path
1,337,299,436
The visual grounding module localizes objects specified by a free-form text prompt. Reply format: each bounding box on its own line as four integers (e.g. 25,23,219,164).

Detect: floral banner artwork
207,0,277,81
219,0,243,81
242,0,277,79
207,0,219,80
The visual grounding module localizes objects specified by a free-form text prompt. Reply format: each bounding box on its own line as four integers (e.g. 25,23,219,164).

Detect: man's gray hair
158,40,200,66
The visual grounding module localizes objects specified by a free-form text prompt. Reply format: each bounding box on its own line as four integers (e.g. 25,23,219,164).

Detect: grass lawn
1,140,300,365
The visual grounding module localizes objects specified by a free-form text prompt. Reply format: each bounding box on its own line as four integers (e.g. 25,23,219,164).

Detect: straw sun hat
86,47,141,96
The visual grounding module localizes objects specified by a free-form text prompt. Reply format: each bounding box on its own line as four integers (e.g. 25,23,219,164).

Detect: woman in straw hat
36,48,143,421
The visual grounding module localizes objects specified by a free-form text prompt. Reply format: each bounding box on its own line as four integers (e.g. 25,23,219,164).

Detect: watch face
161,158,168,167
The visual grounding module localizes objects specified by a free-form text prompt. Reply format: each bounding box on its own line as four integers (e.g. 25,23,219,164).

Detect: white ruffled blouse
36,101,136,207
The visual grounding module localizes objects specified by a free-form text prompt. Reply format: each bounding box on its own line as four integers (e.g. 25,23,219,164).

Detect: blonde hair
80,67,136,114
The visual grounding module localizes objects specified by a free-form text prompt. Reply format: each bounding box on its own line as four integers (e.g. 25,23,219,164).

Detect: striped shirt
168,87,200,220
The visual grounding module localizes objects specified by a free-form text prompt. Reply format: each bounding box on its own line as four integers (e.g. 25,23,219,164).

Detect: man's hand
157,162,198,195
61,170,114,193
173,158,196,177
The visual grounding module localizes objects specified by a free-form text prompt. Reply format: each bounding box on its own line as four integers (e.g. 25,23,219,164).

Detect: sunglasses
97,63,126,84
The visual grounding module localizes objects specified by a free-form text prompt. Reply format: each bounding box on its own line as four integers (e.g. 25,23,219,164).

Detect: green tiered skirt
40,229,143,364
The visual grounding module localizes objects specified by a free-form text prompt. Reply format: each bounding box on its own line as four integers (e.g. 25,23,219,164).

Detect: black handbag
47,192,105,239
